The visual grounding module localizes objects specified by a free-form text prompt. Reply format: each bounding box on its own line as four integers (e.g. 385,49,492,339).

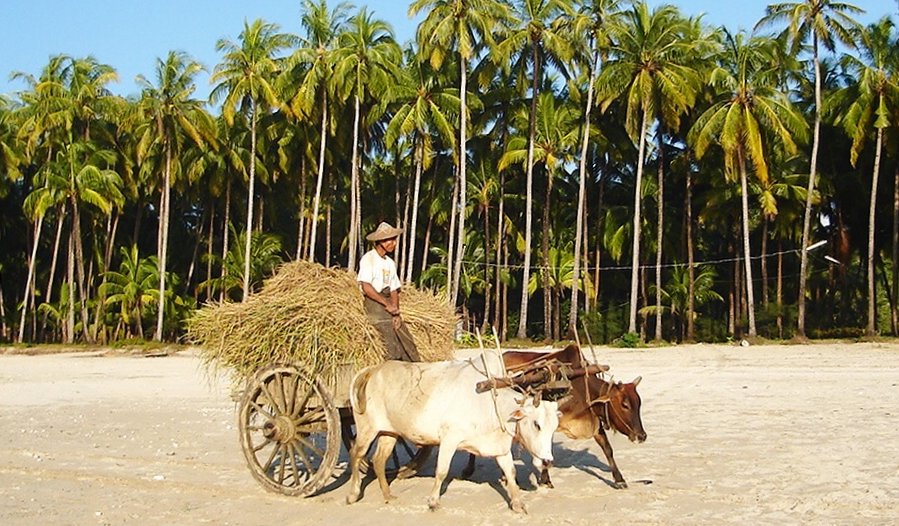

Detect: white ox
346,354,560,512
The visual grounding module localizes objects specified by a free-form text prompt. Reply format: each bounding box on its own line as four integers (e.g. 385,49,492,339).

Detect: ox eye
534,422,542,431
622,402,630,410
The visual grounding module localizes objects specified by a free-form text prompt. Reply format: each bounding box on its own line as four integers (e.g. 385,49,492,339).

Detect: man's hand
385,303,400,316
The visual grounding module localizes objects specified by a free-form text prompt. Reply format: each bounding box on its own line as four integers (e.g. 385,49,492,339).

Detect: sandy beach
1,342,897,525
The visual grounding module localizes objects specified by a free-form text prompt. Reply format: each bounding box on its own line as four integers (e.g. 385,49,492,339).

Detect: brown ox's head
606,377,646,443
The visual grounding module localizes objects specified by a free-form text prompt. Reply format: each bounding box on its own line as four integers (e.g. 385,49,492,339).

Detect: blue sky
0,0,891,99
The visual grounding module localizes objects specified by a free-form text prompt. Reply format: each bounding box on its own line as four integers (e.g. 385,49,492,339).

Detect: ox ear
589,394,610,405
508,408,526,422
632,376,642,387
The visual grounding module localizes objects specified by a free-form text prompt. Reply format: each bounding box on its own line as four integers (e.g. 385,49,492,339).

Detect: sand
1,342,897,525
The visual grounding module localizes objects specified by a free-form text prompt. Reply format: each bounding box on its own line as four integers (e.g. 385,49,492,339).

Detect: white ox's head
510,397,560,466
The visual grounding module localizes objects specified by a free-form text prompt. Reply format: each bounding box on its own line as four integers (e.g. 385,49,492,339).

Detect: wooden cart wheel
340,417,432,479
238,364,341,496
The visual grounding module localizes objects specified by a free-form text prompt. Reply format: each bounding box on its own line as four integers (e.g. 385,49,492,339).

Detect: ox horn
632,376,642,386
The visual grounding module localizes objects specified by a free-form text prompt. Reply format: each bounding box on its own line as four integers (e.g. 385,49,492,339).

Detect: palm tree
199,226,284,301
100,245,157,339
53,141,125,342
135,50,214,340
567,0,623,336
501,91,579,338
498,0,575,339
19,165,65,342
211,19,293,301
332,8,403,271
64,56,119,142
756,0,864,338
283,0,351,263
386,50,458,283
829,17,898,336
595,1,701,336
689,30,808,337
410,0,513,306
639,264,723,341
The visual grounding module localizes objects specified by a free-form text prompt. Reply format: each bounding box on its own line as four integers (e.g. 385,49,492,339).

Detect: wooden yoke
475,362,609,394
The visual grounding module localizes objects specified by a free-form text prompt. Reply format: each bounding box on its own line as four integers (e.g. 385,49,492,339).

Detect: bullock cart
238,349,607,498
237,360,432,497
186,261,455,498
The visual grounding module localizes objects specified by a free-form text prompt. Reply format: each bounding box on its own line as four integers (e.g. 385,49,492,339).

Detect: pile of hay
187,260,456,384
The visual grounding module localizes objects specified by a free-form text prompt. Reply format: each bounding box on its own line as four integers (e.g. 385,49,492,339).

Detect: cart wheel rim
238,364,341,497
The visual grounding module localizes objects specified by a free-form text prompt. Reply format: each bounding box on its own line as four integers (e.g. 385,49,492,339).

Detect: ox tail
349,366,376,415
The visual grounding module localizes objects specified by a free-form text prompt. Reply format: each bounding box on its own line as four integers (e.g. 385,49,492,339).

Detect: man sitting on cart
358,221,421,362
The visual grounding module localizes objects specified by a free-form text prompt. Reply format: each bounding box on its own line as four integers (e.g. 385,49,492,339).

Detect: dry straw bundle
187,260,455,383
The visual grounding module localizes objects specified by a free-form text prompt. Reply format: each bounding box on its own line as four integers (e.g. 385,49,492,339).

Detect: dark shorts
364,289,421,362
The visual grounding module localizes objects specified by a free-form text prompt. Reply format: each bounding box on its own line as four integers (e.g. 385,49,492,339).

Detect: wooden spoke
238,364,341,497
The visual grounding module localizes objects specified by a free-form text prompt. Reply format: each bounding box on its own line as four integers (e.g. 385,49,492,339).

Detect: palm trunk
542,167,553,340
451,57,468,306
66,231,75,343
41,210,64,336
628,109,650,335
70,193,91,343
727,242,735,336
206,204,214,302
738,149,757,336
482,197,492,332
348,94,362,271
516,48,540,339
309,91,329,263
326,201,333,266
405,140,424,283
156,140,172,340
866,128,884,336
569,45,598,336
422,215,432,278
220,178,231,302
18,216,44,343
95,212,117,344
777,239,784,338
296,154,308,261
686,166,695,341
494,171,505,338
243,103,257,301
502,240,509,341
0,275,7,341
892,164,899,335
761,218,769,307
797,38,822,338
654,129,665,342
447,174,459,295
399,159,413,279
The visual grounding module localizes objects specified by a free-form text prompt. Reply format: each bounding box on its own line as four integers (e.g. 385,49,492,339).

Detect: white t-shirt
357,249,401,292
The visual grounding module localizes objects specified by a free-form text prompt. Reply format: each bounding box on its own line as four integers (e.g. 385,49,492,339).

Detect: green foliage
615,331,641,348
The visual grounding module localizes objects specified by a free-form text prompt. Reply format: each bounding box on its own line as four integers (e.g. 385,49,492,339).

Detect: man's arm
361,281,399,315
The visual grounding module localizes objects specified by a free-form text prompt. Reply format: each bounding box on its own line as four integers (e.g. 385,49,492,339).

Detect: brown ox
464,344,646,489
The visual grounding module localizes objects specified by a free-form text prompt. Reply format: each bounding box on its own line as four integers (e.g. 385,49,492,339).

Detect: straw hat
366,222,404,241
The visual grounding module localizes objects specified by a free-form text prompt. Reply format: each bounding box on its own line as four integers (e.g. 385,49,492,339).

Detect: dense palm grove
0,0,897,346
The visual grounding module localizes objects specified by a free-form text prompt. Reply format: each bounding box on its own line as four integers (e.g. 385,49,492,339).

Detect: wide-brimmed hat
366,222,404,241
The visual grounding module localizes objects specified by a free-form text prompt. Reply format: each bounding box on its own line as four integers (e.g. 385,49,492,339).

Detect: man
357,222,421,362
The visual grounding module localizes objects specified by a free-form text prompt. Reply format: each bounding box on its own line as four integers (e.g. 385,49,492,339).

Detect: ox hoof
511,500,527,514
383,493,397,503
427,499,440,511
613,481,628,490
346,493,360,505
